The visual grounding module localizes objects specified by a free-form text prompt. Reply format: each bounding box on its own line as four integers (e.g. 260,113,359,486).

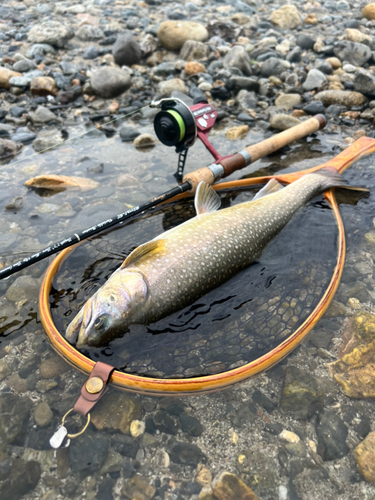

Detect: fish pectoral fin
194,181,221,215
252,178,284,201
121,239,166,269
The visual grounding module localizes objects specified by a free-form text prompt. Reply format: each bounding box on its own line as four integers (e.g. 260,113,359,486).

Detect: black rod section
0,182,191,280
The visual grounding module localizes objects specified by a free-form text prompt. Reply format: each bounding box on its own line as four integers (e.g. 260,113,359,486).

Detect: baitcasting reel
150,94,231,181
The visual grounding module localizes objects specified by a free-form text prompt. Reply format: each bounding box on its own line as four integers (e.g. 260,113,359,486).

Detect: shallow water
1,117,375,500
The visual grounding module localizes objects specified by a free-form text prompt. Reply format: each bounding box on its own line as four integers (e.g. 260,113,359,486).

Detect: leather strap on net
73,361,115,416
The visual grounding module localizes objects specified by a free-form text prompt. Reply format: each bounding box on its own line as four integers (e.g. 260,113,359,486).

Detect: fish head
66,270,149,348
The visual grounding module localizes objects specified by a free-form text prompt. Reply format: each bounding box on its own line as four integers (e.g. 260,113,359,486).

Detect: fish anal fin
194,181,221,215
253,178,284,201
121,239,166,269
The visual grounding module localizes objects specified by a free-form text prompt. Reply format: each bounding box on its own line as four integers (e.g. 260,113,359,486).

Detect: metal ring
62,408,91,439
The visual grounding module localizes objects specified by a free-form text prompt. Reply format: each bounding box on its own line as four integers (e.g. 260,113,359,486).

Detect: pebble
112,33,142,67
158,77,187,95
333,41,372,67
353,68,375,95
270,5,302,30
180,40,208,61
157,21,208,51
39,357,69,379
362,3,375,20
316,410,349,461
0,393,31,444
169,441,206,466
226,125,249,140
27,21,74,47
122,475,156,500
270,114,301,131
90,67,131,98
275,94,301,110
33,401,53,428
303,69,327,91
30,76,57,96
0,68,22,89
205,471,260,500
185,61,206,76
28,106,58,124
279,430,300,443
314,90,367,107
130,420,146,437
133,133,157,149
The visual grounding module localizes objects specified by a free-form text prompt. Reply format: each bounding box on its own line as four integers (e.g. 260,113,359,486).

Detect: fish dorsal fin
194,181,221,215
252,178,284,201
120,239,166,269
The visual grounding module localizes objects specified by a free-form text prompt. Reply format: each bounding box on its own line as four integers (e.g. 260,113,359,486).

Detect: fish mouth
66,297,94,347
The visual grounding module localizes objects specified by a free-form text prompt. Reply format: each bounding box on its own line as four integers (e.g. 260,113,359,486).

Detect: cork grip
242,114,325,165
183,167,215,193
183,115,326,192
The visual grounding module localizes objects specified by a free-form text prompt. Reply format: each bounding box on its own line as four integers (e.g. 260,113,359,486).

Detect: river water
1,116,375,500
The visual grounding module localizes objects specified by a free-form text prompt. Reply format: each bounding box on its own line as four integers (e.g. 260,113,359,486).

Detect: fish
66,169,355,348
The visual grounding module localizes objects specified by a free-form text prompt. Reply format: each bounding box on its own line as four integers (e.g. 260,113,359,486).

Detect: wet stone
316,410,349,461
111,434,139,458
169,440,206,466
69,432,109,473
179,414,204,436
153,410,178,435
252,389,276,413
39,357,69,379
230,402,257,428
122,474,156,500
97,476,115,500
280,365,324,419
353,431,375,483
120,125,141,141
204,472,260,500
91,392,142,434
237,449,278,496
0,458,41,500
0,393,31,444
33,401,53,428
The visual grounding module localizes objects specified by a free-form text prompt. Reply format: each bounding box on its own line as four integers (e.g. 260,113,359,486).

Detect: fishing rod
0,94,326,280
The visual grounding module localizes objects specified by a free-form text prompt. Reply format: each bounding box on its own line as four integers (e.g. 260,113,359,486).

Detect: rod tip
314,114,326,130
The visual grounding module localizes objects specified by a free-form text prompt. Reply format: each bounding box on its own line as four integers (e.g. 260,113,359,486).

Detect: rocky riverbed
1,0,375,499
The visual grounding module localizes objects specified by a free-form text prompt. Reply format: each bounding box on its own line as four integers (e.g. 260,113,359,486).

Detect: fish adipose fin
195,181,222,215
253,179,284,201
314,167,369,193
121,239,166,269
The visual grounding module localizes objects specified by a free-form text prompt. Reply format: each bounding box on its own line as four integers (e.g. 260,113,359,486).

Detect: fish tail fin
312,167,369,193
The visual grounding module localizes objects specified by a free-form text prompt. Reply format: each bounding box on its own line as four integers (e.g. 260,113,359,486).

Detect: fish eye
93,314,110,333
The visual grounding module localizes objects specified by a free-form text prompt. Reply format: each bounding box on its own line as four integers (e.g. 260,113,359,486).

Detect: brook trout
66,170,349,348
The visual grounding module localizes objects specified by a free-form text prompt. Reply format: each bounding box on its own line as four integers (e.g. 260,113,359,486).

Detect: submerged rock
69,432,109,472
328,312,375,398
25,174,99,192
200,472,260,500
122,475,156,500
0,393,31,444
6,275,39,302
0,458,41,500
316,410,349,461
280,365,324,419
91,392,142,434
354,432,375,483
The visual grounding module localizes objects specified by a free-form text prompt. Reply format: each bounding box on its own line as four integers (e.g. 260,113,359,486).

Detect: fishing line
0,104,150,170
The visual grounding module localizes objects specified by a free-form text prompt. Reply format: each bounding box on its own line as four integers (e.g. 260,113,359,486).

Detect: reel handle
183,114,326,192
